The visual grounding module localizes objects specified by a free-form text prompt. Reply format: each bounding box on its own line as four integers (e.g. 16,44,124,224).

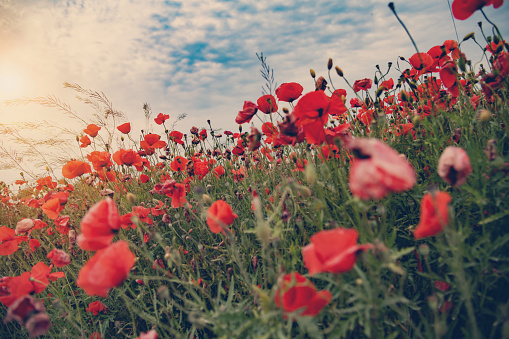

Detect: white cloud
0,0,507,184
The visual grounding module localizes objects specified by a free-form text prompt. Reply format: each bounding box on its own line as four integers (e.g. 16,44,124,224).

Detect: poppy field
1,1,509,338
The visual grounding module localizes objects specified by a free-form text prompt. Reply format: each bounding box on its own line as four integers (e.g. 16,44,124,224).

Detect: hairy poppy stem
388,2,421,55
480,9,505,50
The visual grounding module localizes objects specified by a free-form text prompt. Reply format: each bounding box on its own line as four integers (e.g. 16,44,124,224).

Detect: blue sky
0,0,508,183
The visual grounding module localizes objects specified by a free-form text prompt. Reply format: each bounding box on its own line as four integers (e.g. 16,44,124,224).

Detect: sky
0,0,508,184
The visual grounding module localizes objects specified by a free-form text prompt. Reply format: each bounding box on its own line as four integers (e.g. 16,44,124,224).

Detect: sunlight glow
0,63,26,98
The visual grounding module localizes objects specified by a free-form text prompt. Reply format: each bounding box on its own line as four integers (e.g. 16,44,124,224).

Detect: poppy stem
480,9,505,49
388,3,421,55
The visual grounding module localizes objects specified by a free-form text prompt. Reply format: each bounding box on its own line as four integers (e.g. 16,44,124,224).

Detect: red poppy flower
150,200,167,216
214,165,225,178
62,160,92,179
193,158,209,179
54,215,71,234
86,301,107,315
29,239,41,252
235,101,258,124
353,78,372,92
133,206,153,225
47,248,71,267
117,122,131,134
199,129,207,140
41,198,65,220
275,82,304,102
347,138,416,200
168,130,184,144
207,200,238,234
380,78,394,91
140,174,150,183
0,226,28,256
274,272,331,317
35,176,57,191
80,135,92,148
84,124,101,137
170,156,188,172
154,113,170,125
0,273,33,306
437,146,472,187
113,149,144,167
168,183,188,208
257,94,278,114
14,218,34,235
440,60,459,97
409,52,434,71
414,191,452,239
302,228,372,275
4,295,51,337
87,151,113,171
140,134,167,152
77,198,121,251
451,0,503,20
120,213,135,230
76,240,135,297
31,262,65,293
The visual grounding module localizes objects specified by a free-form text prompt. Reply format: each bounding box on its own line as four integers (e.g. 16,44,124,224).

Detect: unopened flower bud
299,186,312,198
327,58,333,70
412,115,421,127
462,32,475,41
400,90,409,102
478,109,492,123
310,69,316,78
126,192,136,205
202,194,212,205
335,66,344,77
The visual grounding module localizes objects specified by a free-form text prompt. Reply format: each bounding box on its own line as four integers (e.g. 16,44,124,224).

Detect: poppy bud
126,192,136,205
493,35,500,45
335,66,344,77
462,32,475,41
400,90,409,102
282,107,289,114
157,286,170,300
327,58,333,70
202,194,212,205
299,186,312,198
76,135,80,142
418,244,430,256
310,69,316,78
477,109,492,123
412,115,421,127
375,87,384,98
